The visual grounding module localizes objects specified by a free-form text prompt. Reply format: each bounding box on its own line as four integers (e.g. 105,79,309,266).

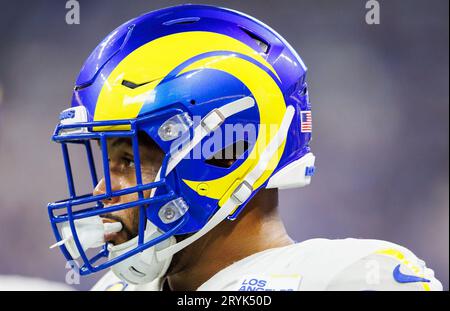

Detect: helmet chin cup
108,221,176,285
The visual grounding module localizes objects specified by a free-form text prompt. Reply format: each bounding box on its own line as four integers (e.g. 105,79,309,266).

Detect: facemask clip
158,198,189,224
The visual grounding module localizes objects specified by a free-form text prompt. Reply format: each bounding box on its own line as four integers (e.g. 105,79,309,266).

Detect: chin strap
156,105,296,261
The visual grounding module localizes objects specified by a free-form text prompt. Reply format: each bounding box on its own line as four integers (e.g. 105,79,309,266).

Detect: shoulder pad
325,240,442,291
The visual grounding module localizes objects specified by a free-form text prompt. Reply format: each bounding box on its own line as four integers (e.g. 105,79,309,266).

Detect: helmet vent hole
121,79,150,89
205,140,249,168
74,82,92,91
299,86,308,96
239,27,270,54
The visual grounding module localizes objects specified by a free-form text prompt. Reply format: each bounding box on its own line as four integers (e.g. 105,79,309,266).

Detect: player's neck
166,189,294,291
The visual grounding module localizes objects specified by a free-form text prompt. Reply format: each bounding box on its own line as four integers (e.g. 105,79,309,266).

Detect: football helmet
48,4,315,284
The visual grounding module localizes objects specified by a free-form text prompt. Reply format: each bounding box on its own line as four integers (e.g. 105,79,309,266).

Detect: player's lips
101,218,124,243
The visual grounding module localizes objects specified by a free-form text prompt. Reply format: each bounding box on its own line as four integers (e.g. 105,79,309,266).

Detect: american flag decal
301,111,312,133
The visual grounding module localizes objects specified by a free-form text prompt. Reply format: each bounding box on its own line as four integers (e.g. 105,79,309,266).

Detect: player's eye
121,156,135,168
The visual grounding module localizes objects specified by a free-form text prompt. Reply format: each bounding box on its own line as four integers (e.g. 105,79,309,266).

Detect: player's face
93,135,164,245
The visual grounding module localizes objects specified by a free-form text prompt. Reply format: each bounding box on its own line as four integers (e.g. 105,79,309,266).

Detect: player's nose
93,177,120,205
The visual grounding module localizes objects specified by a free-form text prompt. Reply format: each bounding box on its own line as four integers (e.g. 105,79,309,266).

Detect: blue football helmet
48,4,315,284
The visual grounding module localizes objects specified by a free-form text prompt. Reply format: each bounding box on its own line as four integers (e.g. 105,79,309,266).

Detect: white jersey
0,275,75,291
91,238,442,291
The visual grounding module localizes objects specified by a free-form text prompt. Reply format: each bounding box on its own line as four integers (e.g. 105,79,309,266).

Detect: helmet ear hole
205,140,249,168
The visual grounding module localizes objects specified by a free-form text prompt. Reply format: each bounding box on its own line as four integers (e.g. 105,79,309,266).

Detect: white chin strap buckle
231,181,253,205
201,108,225,132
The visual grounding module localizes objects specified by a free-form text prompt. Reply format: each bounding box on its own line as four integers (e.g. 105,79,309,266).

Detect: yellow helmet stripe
181,54,286,200
94,31,279,129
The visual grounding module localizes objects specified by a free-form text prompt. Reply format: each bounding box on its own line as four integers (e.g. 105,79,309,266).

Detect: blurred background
0,0,448,290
